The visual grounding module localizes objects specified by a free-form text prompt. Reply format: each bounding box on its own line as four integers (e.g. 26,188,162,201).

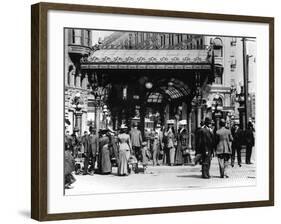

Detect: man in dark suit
81,131,90,175
88,127,98,174
194,121,204,165
215,119,233,178
197,117,215,179
245,122,255,164
231,122,243,167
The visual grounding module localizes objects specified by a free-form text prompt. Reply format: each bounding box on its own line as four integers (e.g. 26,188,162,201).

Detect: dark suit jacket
231,126,244,148
245,128,255,147
215,127,233,154
197,126,214,157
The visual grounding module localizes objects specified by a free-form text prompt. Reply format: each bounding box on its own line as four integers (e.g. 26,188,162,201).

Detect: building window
84,30,91,46
200,39,203,48
72,29,82,45
214,97,223,106
231,37,237,46
213,38,223,57
169,34,174,46
214,73,223,85
135,33,139,46
161,35,165,47
128,33,133,49
177,34,180,43
230,58,237,71
141,33,144,43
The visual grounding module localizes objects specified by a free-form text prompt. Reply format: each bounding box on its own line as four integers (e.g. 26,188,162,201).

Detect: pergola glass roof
147,78,191,103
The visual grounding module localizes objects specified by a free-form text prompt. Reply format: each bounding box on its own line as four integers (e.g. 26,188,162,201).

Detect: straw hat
120,124,128,129
179,120,187,125
142,141,147,146
167,119,175,125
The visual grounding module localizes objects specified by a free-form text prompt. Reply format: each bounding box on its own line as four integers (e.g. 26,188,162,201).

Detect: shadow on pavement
176,174,202,178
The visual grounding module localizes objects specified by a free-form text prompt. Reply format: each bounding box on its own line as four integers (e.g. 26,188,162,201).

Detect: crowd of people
64,118,255,189
194,118,255,179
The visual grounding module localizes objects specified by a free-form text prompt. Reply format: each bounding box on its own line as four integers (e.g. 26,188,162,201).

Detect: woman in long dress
141,141,149,172
152,131,160,166
175,122,187,165
99,130,112,174
165,126,176,166
175,133,184,165
117,125,132,176
64,141,76,189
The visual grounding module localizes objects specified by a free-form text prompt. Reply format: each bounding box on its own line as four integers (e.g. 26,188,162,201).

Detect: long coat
175,129,187,165
64,150,75,175
88,134,98,156
245,128,255,147
197,126,214,156
215,127,233,155
231,126,244,149
99,136,112,173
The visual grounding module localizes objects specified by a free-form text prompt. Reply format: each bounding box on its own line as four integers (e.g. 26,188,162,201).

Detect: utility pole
242,38,249,130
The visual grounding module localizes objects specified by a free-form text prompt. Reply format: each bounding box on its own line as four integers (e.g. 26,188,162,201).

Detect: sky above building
90,30,256,93
91,30,113,45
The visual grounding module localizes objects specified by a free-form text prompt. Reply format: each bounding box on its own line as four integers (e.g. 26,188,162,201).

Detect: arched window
213,38,223,57
213,96,223,106
217,97,223,106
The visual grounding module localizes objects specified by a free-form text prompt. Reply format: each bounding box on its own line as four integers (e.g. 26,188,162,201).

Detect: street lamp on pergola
71,92,83,135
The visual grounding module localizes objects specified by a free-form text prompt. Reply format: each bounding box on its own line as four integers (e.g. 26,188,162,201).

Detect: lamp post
91,86,107,135
212,94,223,131
102,105,109,129
195,72,202,128
71,92,83,135
236,85,246,130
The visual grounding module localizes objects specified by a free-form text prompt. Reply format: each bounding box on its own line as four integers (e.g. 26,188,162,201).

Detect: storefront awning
81,49,211,70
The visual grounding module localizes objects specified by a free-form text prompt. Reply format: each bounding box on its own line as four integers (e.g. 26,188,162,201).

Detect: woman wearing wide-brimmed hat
117,124,132,176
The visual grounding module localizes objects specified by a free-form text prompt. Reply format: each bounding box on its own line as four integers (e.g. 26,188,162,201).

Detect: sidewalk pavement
65,158,256,196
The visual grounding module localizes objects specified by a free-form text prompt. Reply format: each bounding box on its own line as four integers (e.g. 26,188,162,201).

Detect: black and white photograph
64,28,257,195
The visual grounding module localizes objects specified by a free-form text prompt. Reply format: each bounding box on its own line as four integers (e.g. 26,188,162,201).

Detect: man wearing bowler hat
197,117,215,178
